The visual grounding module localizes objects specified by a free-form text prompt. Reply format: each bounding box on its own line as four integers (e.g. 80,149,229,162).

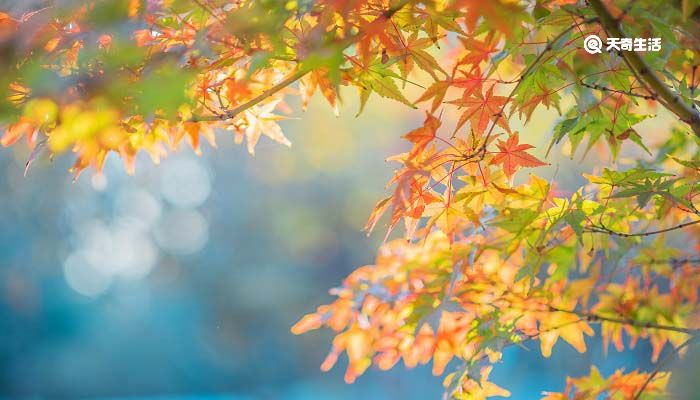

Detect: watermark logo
583,35,661,54
583,35,603,54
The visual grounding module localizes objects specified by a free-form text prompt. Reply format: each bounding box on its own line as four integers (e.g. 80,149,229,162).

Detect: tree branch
584,219,700,237
648,256,700,267
579,80,655,100
547,305,699,335
183,0,415,123
589,0,700,137
461,296,698,335
634,336,697,399
187,68,309,122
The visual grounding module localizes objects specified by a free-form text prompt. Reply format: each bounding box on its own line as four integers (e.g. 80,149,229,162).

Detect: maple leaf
458,366,511,400
0,11,17,42
1,117,34,147
490,133,547,178
353,58,415,115
132,29,153,47
454,0,526,37
391,32,446,80
543,367,671,399
364,153,441,240
231,99,291,155
512,63,565,122
182,121,216,156
415,67,485,114
403,112,440,159
415,80,450,113
299,69,339,116
453,66,485,102
538,310,594,358
456,34,499,67
448,86,510,136
224,73,253,106
6,83,30,108
196,74,216,103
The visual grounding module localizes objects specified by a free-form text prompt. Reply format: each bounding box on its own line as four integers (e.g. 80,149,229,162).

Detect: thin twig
633,336,698,399
547,305,699,335
579,80,656,100
584,219,700,237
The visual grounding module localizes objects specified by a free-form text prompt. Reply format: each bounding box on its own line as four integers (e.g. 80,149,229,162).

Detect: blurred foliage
1,0,700,399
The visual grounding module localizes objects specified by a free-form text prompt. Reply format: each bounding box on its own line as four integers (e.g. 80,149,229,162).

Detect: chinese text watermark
583,34,661,55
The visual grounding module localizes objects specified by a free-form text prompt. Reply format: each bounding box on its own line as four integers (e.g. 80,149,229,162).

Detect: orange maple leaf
490,133,547,178
403,112,440,159
456,34,499,67
449,86,510,136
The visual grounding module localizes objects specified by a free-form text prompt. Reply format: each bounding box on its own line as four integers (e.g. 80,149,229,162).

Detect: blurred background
0,81,683,399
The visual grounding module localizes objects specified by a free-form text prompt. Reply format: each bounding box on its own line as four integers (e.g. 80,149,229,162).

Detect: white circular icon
583,35,603,54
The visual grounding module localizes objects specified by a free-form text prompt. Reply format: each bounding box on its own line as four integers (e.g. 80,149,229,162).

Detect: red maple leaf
490,133,548,178
453,66,484,101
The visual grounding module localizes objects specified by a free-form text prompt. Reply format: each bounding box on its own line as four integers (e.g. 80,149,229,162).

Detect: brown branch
589,0,700,137
584,219,700,237
579,80,655,100
182,0,415,123
187,68,309,122
458,295,698,335
648,256,700,267
547,305,699,335
634,336,698,399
